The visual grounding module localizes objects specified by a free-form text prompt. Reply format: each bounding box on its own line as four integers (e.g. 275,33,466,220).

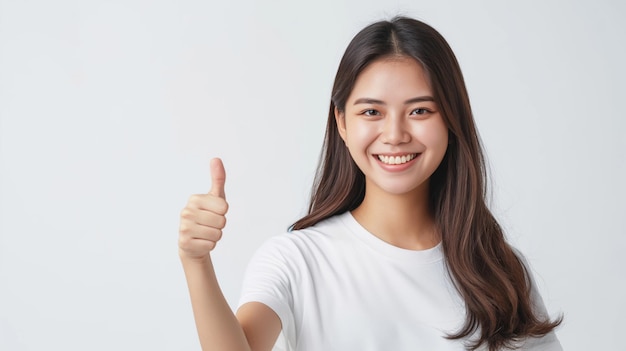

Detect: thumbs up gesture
179,158,229,260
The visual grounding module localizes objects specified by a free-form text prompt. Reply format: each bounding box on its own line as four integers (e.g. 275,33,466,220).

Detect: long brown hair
291,16,562,350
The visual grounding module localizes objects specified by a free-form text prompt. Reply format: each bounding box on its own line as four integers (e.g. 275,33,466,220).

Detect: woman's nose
381,115,410,145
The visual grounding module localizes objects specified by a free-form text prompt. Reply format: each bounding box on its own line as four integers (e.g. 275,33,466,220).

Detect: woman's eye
411,108,429,115
362,109,380,116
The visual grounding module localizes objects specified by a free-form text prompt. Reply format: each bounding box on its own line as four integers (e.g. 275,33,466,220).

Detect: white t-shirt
238,212,562,351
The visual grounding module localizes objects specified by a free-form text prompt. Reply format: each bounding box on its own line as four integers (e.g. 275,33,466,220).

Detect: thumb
209,157,226,199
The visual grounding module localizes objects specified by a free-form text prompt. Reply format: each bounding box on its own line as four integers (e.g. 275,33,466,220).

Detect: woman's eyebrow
405,96,435,104
353,97,385,105
353,96,435,105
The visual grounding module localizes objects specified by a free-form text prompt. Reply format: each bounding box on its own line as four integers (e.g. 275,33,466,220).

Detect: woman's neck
351,183,439,251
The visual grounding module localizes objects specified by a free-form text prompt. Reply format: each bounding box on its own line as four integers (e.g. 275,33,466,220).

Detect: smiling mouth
376,153,419,165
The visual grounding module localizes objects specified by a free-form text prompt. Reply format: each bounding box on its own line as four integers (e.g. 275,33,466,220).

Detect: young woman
178,16,563,351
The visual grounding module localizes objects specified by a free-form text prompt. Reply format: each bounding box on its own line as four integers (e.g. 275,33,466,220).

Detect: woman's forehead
348,57,434,103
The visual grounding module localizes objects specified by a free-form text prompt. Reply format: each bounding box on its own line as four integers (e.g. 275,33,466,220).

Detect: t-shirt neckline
338,211,444,264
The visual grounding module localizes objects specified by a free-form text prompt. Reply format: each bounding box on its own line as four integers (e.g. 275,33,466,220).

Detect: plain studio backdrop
1,0,624,350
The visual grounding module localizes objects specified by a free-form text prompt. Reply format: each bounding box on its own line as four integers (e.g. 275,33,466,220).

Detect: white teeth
377,154,417,165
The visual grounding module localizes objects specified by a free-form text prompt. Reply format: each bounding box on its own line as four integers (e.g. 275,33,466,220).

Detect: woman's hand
178,158,228,261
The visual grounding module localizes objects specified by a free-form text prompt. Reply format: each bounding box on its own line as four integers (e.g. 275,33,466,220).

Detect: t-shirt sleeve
237,235,297,346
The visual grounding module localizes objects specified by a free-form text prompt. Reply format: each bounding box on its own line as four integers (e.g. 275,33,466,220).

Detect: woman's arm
179,158,280,351
181,256,252,351
237,302,282,350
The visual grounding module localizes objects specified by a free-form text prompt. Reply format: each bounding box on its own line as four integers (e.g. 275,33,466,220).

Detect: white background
1,0,624,350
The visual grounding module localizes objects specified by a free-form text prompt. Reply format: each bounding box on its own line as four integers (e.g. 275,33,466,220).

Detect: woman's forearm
181,254,251,351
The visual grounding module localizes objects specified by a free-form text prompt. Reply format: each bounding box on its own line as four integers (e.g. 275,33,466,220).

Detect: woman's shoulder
253,212,352,258
272,212,350,241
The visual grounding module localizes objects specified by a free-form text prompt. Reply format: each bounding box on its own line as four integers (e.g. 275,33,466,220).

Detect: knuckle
179,223,190,235
205,228,220,242
218,216,227,229
215,199,229,215
207,241,217,251
214,229,223,242
178,236,190,249
188,194,202,206
180,208,194,219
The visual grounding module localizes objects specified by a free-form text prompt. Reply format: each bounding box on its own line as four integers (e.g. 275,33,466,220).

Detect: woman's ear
335,107,347,142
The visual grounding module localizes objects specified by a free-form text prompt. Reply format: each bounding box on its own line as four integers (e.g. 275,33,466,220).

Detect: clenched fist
178,158,229,260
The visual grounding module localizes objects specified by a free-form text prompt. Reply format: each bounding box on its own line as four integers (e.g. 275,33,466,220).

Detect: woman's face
336,56,448,197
